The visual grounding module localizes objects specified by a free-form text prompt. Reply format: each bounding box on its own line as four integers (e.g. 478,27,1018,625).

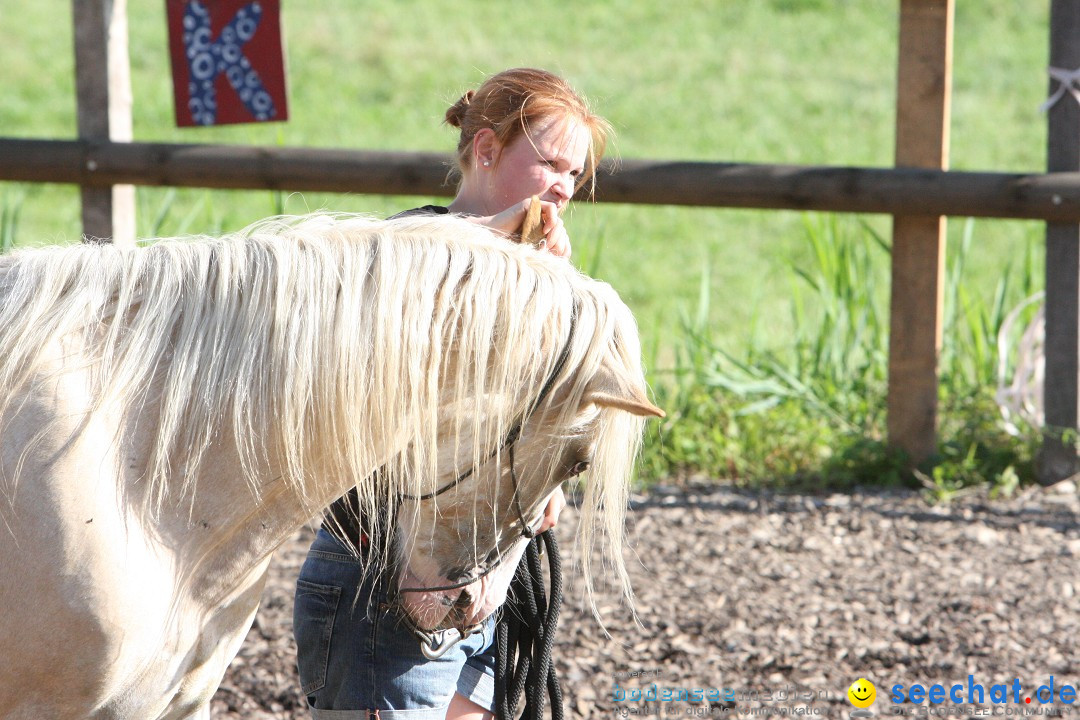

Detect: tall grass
640,214,1043,498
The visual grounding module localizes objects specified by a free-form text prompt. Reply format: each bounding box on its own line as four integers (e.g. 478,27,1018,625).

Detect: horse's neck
132,379,424,607
149,440,385,609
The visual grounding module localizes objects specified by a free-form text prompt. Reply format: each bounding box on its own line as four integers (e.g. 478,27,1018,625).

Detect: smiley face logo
847,678,876,709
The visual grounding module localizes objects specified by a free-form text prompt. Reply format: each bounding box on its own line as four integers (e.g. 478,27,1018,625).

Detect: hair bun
444,90,475,128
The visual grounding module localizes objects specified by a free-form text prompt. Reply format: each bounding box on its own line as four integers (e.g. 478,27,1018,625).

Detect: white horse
0,213,661,719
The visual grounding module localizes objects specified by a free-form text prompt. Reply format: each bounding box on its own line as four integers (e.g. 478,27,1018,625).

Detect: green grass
0,0,1056,491
642,214,1044,497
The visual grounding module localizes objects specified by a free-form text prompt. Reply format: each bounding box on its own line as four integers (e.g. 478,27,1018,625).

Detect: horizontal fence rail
3,136,1080,221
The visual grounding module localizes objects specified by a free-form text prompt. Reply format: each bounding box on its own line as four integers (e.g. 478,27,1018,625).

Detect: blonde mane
0,213,646,604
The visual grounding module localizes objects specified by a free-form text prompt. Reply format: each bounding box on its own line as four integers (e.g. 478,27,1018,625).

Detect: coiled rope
495,530,564,720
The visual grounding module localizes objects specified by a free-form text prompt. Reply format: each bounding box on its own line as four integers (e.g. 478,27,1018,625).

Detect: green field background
0,0,1052,357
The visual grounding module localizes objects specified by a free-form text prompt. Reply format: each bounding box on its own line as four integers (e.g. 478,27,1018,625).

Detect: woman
293,67,611,720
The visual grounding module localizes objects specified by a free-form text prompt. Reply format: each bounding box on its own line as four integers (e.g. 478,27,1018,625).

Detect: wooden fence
3,138,1080,221
2,0,1079,481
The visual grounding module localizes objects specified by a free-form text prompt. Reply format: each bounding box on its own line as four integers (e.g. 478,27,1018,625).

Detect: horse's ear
584,365,665,418
590,390,665,418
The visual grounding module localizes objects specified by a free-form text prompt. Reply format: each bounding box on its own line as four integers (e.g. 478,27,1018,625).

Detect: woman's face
486,115,591,214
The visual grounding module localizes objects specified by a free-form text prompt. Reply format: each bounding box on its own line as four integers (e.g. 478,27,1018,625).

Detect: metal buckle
414,623,484,660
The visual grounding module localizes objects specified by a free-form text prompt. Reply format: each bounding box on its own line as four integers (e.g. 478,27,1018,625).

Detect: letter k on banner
166,0,289,126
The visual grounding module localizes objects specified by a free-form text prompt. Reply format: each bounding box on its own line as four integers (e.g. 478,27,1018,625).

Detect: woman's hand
534,486,567,535
469,200,572,259
535,201,571,258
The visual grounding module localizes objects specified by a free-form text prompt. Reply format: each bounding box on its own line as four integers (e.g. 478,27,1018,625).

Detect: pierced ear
473,128,498,169
584,364,665,418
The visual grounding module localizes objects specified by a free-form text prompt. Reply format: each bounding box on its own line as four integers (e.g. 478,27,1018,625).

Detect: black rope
495,530,564,720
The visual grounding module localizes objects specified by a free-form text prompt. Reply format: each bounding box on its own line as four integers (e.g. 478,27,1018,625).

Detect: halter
396,310,577,658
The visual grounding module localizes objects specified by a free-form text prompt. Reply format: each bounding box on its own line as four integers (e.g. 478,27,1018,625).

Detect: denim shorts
293,528,498,719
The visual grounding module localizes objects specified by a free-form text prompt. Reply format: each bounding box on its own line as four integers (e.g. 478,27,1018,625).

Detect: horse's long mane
0,213,646,604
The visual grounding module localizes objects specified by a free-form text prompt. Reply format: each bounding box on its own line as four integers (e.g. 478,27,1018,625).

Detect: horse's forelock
554,281,647,614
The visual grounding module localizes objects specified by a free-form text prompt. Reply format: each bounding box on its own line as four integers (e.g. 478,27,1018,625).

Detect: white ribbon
1040,66,1080,113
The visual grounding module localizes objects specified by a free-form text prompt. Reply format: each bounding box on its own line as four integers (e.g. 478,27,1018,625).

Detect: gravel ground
212,481,1080,719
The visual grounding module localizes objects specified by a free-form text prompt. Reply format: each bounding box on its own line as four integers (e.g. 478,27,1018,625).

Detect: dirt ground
212,481,1080,719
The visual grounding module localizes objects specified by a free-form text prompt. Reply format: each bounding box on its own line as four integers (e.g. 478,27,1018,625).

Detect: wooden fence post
1040,0,1080,483
886,0,954,466
73,0,135,245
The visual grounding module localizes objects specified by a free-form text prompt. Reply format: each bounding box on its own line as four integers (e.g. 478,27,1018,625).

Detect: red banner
166,0,289,127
